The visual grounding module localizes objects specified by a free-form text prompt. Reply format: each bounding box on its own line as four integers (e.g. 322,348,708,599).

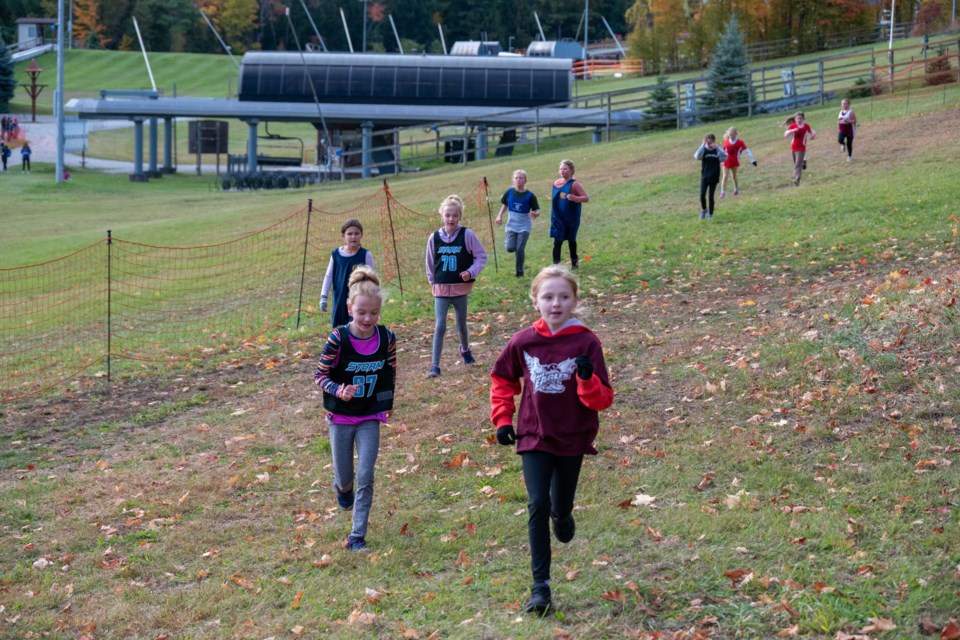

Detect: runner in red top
719,126,757,198
783,111,816,186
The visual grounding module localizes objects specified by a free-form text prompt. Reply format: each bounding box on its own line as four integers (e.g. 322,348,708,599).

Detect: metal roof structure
65,96,642,128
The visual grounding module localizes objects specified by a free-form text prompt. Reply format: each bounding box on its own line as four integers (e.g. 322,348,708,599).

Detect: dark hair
705,133,716,142
341,218,363,235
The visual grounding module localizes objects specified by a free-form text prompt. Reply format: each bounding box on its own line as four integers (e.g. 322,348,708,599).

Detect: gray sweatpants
328,418,381,540
432,295,470,367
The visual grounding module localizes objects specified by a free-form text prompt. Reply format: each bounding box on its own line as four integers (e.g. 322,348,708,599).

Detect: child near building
20,142,32,173
550,159,589,269
320,218,375,328
490,265,614,614
719,127,757,198
694,134,727,220
495,169,541,278
425,195,488,378
313,266,396,552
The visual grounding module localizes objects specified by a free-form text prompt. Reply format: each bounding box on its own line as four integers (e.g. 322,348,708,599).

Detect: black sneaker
571,261,579,270
552,513,576,543
524,582,552,615
802,159,807,170
336,488,354,510
344,536,368,552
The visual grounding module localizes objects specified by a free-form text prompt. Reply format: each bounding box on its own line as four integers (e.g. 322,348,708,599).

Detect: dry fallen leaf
861,617,896,633
630,494,657,507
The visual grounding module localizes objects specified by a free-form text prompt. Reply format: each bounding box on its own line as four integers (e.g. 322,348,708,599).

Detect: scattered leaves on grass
723,569,753,588
631,494,657,507
230,574,257,590
694,472,716,491
601,588,624,603
444,452,472,468
941,621,960,639
861,617,896,633
347,608,376,624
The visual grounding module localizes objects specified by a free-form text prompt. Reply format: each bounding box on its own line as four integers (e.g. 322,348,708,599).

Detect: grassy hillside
1,83,960,638
10,49,238,114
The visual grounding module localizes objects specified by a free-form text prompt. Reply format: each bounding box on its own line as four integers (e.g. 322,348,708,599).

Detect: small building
15,18,57,52
526,39,584,60
449,41,503,56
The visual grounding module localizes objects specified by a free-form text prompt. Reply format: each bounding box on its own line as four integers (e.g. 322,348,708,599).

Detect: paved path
17,115,221,175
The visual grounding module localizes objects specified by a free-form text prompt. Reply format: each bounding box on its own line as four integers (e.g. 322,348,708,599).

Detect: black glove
751,160,758,166
496,425,517,445
575,356,593,380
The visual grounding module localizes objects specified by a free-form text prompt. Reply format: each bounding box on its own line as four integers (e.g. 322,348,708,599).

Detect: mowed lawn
1,84,960,639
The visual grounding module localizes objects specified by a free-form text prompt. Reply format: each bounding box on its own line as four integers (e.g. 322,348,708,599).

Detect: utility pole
360,0,368,52
583,0,589,62
56,0,65,183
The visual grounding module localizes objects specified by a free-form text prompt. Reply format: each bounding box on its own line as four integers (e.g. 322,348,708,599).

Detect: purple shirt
425,226,488,298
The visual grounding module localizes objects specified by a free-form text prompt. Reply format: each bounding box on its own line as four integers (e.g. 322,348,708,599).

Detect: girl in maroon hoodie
490,265,614,615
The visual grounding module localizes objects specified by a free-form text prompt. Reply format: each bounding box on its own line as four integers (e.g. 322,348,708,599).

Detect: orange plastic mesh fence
1,180,498,402
0,242,109,401
109,206,310,363
379,179,499,297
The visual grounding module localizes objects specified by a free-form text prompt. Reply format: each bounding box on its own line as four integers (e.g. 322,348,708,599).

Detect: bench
255,155,302,168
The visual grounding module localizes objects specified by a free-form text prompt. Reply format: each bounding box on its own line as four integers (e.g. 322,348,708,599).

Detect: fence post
393,128,400,175
818,60,825,105
482,177,499,274
606,93,612,142
905,59,913,114
675,81,681,130
106,229,112,385
295,200,313,330
888,48,895,93
382,179,405,297
535,108,540,154
748,70,753,118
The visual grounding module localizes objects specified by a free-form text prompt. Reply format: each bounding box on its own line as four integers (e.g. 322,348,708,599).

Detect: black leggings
838,132,854,157
700,178,718,214
552,239,578,266
521,451,584,584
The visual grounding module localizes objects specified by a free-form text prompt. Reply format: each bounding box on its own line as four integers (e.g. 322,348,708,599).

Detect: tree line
2,0,946,73
1,0,631,55
627,0,938,74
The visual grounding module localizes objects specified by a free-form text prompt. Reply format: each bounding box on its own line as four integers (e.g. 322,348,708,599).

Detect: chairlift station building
67,51,643,180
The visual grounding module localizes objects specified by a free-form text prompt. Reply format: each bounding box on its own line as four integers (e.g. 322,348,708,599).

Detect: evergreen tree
643,74,676,130
698,15,752,122
0,33,16,114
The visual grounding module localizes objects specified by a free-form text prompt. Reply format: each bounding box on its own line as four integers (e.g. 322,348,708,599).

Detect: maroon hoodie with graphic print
490,318,614,456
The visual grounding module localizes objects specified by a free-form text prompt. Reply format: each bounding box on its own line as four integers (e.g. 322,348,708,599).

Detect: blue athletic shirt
500,188,540,234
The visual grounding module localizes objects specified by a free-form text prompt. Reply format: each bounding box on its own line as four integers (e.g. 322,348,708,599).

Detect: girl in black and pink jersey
490,265,614,615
